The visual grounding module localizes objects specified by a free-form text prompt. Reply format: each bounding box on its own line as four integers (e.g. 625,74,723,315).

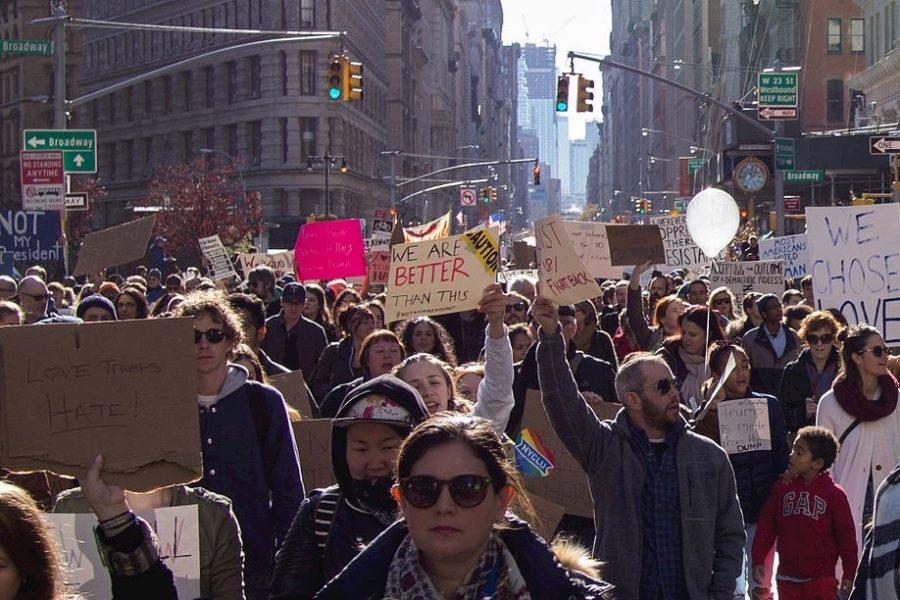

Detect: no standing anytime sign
20,151,64,210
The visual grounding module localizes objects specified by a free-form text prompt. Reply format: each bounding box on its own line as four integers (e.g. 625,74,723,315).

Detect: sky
499,0,612,140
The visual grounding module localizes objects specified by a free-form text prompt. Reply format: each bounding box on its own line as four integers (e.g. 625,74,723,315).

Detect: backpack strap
314,488,341,551
839,418,862,445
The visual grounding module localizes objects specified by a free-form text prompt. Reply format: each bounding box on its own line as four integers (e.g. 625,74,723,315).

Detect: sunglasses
806,333,834,346
194,329,227,344
399,474,493,509
859,346,890,358
649,377,679,395
506,302,526,312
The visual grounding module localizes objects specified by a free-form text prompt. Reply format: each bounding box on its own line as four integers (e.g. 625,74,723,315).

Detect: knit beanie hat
75,294,117,320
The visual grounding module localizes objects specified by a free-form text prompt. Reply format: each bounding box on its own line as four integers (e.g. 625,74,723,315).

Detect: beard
640,394,678,433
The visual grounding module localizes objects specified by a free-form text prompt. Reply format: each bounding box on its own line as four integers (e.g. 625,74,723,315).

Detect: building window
851,19,864,53
163,76,172,114
227,124,238,157
280,117,288,162
203,127,215,153
827,19,842,52
249,55,261,99
300,0,314,29
108,92,116,123
227,61,238,104
183,130,193,162
826,79,844,123
143,137,153,176
183,71,193,111
299,117,317,159
280,51,288,96
126,87,134,121
91,99,99,126
248,121,262,166
125,140,134,179
299,51,316,95
107,143,117,180
204,66,215,108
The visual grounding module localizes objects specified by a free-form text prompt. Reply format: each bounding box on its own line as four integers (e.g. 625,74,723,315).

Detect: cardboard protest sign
0,319,201,491
0,210,63,265
367,249,390,286
759,234,809,280
535,215,603,305
292,419,335,491
526,492,566,542
650,214,716,274
294,219,367,281
807,204,900,344
269,371,315,419
403,211,451,243
563,221,621,279
238,251,295,278
47,505,200,599
710,260,785,310
73,215,156,276
384,227,499,323
512,240,536,269
717,398,772,455
198,235,238,281
517,389,621,518
605,224,666,267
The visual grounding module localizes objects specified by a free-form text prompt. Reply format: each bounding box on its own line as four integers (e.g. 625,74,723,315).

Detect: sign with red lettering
384,227,499,324
20,151,64,210
535,214,603,305
294,219,367,281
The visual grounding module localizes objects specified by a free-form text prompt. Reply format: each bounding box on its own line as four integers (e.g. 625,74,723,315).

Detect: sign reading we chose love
807,204,900,344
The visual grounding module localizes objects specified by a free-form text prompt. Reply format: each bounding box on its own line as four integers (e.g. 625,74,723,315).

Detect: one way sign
870,136,900,155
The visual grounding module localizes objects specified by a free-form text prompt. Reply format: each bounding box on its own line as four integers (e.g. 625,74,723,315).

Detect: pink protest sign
294,219,366,281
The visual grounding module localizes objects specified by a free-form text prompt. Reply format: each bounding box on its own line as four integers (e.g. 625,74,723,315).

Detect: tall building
569,124,599,203
557,113,570,195
847,0,899,125
521,43,557,176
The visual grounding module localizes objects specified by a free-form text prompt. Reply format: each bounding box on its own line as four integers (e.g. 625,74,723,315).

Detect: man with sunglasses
17,275,51,324
742,293,801,396
504,293,530,326
532,294,745,600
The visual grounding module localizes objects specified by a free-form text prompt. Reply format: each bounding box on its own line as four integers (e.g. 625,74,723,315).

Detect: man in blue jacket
176,292,304,600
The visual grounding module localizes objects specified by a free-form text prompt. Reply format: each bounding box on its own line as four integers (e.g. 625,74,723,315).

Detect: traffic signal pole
51,5,69,275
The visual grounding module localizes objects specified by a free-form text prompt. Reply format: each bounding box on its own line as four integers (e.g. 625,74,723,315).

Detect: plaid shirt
630,421,688,600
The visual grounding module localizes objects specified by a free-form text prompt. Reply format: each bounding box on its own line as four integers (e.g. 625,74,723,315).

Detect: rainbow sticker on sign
514,428,556,477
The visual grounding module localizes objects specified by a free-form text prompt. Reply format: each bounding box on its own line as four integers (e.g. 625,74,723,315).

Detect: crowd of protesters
0,254,897,600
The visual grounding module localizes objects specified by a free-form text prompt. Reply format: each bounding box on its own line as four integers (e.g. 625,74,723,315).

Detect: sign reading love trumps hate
294,219,366,281
807,204,900,344
384,227,499,323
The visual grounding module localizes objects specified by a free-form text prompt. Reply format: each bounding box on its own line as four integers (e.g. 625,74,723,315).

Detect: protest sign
292,419,335,491
0,318,201,491
717,398,772,455
403,211,451,243
563,220,621,279
512,240,536,269
650,214,716,273
198,235,238,281
384,227,499,323
364,237,389,253
710,260,785,310
0,210,63,265
807,204,900,344
759,234,809,280
496,269,538,284
605,224,666,266
372,208,393,240
73,215,156,277
535,214,603,305
269,371,316,419
367,249,390,286
294,219,366,281
47,505,200,599
237,251,295,278
527,493,566,542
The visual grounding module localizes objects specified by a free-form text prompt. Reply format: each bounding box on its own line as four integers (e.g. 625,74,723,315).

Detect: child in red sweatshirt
752,426,857,599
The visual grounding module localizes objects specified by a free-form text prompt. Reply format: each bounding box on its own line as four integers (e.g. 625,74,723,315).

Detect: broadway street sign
784,170,824,184
23,129,96,173
1,40,52,57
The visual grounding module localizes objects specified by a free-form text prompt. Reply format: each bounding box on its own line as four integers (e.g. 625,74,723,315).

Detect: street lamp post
306,152,348,217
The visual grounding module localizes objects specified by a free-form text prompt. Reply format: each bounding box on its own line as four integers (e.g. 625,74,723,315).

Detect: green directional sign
784,169,824,184
1,39,52,57
758,72,798,108
774,137,795,171
23,129,96,173
688,158,706,174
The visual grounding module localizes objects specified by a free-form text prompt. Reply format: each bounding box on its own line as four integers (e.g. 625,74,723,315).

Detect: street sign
65,192,89,212
19,151,64,210
688,158,706,174
774,138,795,171
784,170,824,184
758,107,798,120
758,72,798,108
1,39,52,57
460,188,477,206
22,129,97,173
869,136,900,154
784,196,802,213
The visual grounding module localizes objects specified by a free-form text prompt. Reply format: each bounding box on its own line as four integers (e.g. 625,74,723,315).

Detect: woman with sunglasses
816,325,900,557
655,304,725,410
778,311,843,434
708,286,737,321
270,375,430,600
315,413,612,599
693,341,789,599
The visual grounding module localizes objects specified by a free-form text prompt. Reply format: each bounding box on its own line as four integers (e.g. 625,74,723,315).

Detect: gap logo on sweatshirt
514,428,556,477
782,491,827,520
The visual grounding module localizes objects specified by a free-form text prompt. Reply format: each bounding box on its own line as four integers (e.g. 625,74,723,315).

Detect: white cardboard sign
759,234,809,280
717,398,772,455
198,235,238,281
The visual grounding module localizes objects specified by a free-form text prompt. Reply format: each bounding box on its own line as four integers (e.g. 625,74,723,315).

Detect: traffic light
643,199,652,213
488,187,498,204
576,75,595,112
532,165,541,185
327,55,343,101
343,58,363,102
556,75,570,112
480,187,491,204
633,197,643,214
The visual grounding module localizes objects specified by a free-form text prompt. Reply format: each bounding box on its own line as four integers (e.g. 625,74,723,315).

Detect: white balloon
685,188,740,258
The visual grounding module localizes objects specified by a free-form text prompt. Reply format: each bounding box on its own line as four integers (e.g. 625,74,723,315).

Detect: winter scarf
679,347,707,410
384,533,530,600
832,373,899,422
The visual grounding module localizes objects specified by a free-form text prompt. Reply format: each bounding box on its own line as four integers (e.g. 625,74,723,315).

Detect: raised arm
473,284,515,433
627,261,654,350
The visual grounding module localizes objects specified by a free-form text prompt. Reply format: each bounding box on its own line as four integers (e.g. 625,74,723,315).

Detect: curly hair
396,316,458,366
797,310,842,341
174,291,245,356
115,288,150,319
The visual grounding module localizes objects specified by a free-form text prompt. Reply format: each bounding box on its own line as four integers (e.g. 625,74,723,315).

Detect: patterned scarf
384,533,530,599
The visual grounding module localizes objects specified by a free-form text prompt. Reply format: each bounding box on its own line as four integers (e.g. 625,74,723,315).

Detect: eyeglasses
647,377,679,396
806,333,834,346
20,292,48,301
858,346,890,358
194,329,227,344
399,474,493,509
506,302,527,312
713,297,732,306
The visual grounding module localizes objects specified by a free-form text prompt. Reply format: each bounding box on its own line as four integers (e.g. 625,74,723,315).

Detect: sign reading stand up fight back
807,204,900,344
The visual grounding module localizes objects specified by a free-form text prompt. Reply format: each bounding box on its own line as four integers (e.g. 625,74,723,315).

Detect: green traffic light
556,101,568,111
328,87,342,100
